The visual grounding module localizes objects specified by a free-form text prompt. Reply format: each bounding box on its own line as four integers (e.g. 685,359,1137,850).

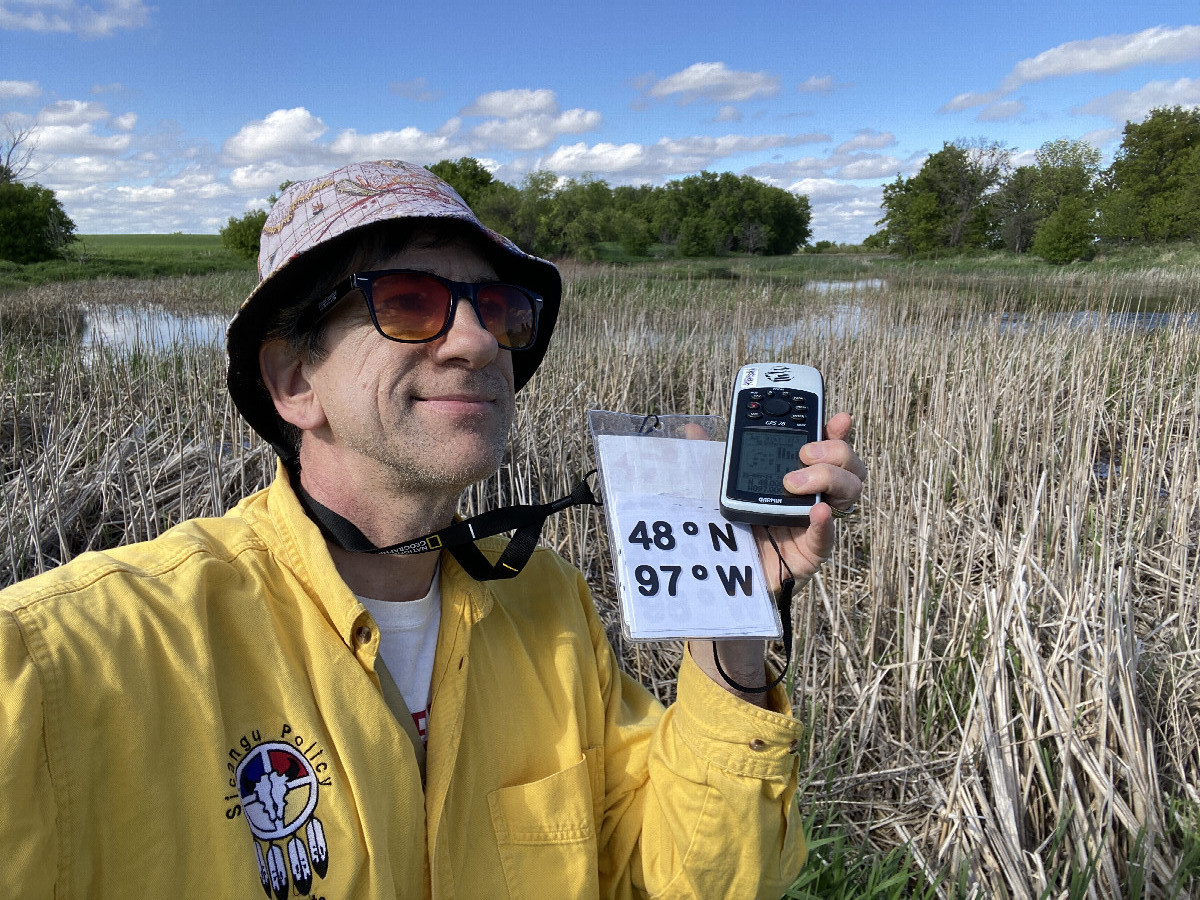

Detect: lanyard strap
293,471,599,581
711,528,795,694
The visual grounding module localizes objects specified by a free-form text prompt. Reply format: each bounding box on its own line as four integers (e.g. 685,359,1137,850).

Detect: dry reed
1,264,1197,897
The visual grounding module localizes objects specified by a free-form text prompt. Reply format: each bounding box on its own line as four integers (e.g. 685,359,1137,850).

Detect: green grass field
3,234,1200,296
0,233,256,292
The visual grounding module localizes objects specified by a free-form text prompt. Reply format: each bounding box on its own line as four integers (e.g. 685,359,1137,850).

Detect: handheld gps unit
719,362,824,527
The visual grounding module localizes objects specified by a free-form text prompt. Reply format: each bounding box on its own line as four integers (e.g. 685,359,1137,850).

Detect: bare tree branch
1,117,42,184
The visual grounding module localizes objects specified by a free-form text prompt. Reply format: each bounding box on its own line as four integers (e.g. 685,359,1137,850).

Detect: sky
2,1,1199,244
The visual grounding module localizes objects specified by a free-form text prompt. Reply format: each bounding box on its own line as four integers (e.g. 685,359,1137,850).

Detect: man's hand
689,412,866,705
754,411,866,593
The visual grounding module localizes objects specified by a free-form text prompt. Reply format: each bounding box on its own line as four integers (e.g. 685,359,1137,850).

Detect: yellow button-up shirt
1,467,805,898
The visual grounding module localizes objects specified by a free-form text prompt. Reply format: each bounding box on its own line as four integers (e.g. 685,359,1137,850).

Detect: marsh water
81,278,1197,355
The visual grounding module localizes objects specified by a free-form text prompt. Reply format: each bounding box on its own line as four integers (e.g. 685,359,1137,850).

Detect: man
1,160,866,898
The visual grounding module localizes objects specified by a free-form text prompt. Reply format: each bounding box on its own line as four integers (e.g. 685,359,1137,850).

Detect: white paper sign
595,435,781,641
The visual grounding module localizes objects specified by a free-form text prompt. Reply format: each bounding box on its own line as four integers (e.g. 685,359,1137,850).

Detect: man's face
302,237,517,496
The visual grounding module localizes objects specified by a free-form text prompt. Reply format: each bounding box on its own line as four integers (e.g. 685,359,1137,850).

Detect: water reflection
999,310,1200,331
84,305,226,352
82,295,1195,358
806,279,887,294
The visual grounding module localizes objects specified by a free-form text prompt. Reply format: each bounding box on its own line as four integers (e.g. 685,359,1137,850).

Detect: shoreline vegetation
1,247,1198,897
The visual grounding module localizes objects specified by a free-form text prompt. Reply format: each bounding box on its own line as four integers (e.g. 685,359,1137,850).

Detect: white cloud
540,131,827,178
1075,77,1200,124
834,130,896,154
30,100,136,155
38,123,130,153
0,79,40,99
389,77,442,102
647,62,780,104
223,108,328,163
746,138,918,185
943,26,1200,113
797,75,835,94
1005,25,1200,88
455,90,602,151
0,0,150,37
939,90,1004,113
837,154,905,179
329,126,470,161
227,160,315,193
39,99,110,125
115,183,175,203
977,100,1025,122
462,88,559,118
469,108,601,151
42,154,141,186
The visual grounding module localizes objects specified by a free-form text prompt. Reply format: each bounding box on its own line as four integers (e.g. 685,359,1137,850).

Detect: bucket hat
226,159,561,459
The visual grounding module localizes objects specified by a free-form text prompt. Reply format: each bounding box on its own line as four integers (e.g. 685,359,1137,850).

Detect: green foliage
423,159,811,261
0,179,77,263
427,157,497,210
220,208,268,260
1033,138,1101,212
0,234,255,292
991,165,1042,253
783,808,943,899
876,140,1009,254
1032,196,1096,264
1100,106,1200,242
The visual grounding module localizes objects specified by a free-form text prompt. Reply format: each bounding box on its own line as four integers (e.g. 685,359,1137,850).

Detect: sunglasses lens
476,285,537,349
369,273,452,341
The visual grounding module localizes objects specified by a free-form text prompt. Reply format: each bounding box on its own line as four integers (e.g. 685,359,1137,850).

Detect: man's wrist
686,639,770,707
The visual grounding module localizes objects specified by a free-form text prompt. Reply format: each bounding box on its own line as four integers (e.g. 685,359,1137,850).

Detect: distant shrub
221,209,268,260
1032,196,1096,264
0,180,77,263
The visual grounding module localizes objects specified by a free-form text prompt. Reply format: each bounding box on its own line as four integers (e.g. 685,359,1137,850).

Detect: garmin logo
765,366,793,383
757,496,783,504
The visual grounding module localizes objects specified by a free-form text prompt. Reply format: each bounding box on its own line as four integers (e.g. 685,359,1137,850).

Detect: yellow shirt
1,467,805,899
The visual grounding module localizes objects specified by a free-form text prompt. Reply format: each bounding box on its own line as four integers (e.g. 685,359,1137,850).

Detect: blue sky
3,1,1199,242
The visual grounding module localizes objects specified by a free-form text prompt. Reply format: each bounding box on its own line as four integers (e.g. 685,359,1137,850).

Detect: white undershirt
357,568,441,745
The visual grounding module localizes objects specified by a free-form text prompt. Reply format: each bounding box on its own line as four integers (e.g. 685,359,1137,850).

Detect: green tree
1033,138,1101,212
427,157,496,209
876,140,1009,253
1100,106,1200,242
990,166,1041,253
0,178,77,263
1032,195,1094,263
220,208,268,260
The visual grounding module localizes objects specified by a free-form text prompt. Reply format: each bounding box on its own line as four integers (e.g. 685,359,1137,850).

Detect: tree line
224,160,814,262
869,105,1200,263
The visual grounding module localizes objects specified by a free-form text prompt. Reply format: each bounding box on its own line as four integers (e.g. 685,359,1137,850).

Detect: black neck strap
291,467,599,582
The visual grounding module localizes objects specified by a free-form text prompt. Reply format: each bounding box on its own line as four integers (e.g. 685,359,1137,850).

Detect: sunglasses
303,269,543,350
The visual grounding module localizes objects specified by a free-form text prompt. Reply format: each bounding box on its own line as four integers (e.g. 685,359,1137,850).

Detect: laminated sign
588,411,783,642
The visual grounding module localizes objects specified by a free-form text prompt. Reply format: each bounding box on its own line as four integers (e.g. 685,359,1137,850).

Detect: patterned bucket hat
226,159,562,458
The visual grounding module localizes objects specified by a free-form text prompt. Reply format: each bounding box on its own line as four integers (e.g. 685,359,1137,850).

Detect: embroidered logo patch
227,727,332,899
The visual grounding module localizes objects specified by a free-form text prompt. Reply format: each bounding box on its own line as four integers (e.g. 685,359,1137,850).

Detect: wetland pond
81,281,1197,355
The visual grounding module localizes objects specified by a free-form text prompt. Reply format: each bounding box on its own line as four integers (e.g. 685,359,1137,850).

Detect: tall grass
1,264,1197,897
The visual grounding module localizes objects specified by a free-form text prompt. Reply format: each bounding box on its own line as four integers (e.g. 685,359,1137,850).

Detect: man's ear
259,339,326,432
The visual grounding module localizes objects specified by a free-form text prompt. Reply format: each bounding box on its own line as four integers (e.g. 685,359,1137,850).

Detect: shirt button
355,625,373,645
748,739,768,752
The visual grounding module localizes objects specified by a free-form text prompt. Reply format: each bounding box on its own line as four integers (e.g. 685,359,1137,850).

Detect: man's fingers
823,411,853,442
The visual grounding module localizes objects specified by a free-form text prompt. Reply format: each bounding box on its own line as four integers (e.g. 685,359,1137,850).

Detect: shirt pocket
487,749,602,899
